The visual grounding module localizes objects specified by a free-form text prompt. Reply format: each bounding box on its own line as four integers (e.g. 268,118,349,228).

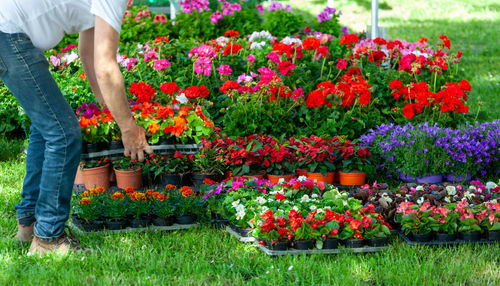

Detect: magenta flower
126,58,137,71
49,55,60,66
194,57,212,76
143,51,158,62
217,64,232,76
256,4,264,14
247,54,256,62
265,52,281,64
154,59,171,70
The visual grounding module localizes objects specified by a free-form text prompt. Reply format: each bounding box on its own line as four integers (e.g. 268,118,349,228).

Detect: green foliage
0,138,25,162
263,10,303,38
0,83,30,137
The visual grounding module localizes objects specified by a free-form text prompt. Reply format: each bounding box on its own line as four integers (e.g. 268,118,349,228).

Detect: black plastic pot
154,173,181,188
294,240,315,250
459,231,481,242
106,220,126,230
488,231,500,241
176,214,195,225
236,227,254,238
411,233,433,242
79,220,104,232
151,217,169,226
180,173,192,187
71,214,82,226
192,173,219,190
130,218,149,228
344,239,364,248
266,241,289,251
367,237,389,247
166,216,176,226
323,238,339,249
86,143,99,154
436,232,456,242
109,140,123,150
159,136,175,145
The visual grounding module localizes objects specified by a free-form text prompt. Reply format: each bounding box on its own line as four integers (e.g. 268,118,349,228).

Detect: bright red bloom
277,60,296,76
129,82,157,103
223,43,243,55
439,35,451,49
302,37,321,51
275,192,286,201
403,104,415,119
373,37,387,46
339,34,359,46
349,219,362,231
219,80,240,94
160,82,180,95
224,30,239,38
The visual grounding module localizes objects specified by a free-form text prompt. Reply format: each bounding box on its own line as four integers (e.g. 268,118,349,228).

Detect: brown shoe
16,221,34,243
28,228,89,256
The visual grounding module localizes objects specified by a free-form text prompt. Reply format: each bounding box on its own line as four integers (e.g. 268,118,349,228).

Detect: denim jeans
0,31,82,241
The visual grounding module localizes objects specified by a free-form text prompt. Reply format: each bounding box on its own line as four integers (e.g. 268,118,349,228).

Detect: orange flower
111,192,124,200
172,116,187,136
89,188,100,196
148,122,160,134
79,197,92,205
81,191,89,197
79,73,86,80
165,184,177,190
130,191,147,201
96,186,106,194
156,194,165,201
180,186,194,197
124,186,135,194
79,117,90,128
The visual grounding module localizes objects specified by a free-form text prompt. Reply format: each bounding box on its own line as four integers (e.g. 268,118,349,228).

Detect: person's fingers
130,150,137,161
145,144,153,154
137,149,145,162
123,147,130,157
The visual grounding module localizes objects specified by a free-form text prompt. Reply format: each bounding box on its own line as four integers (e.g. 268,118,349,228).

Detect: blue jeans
0,32,82,241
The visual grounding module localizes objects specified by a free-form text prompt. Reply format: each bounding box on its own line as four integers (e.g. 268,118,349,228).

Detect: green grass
286,0,500,121
1,155,499,285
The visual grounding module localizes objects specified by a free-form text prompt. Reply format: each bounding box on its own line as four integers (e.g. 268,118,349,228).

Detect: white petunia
417,197,424,205
485,182,498,190
255,196,266,204
444,197,451,203
416,186,424,191
282,200,290,204
292,206,299,211
278,178,286,184
316,208,325,214
231,200,240,207
235,204,245,213
300,195,310,203
176,93,188,104
310,205,317,211
311,194,319,198
297,176,307,182
236,211,245,220
469,186,477,191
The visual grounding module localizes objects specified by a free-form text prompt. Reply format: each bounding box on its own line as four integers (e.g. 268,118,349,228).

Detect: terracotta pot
239,171,266,181
267,174,295,184
109,163,116,183
82,163,110,190
295,169,307,177
338,171,366,186
306,172,334,184
74,163,85,185
114,166,143,189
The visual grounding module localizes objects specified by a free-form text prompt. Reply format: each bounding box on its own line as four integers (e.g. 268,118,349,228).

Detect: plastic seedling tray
398,231,499,246
225,225,256,243
69,221,199,235
256,243,390,256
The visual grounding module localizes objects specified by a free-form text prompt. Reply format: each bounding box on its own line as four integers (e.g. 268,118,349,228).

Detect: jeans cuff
33,225,64,242
17,212,36,226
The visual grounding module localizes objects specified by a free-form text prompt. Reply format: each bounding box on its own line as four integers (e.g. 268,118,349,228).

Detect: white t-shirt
0,0,127,51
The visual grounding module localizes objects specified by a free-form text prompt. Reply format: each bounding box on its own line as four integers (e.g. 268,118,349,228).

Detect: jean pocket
12,33,48,67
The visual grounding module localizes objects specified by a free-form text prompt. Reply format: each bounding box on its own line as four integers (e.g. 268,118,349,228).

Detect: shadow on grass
352,0,392,10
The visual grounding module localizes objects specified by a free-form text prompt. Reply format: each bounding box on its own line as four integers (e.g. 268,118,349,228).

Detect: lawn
1,0,500,284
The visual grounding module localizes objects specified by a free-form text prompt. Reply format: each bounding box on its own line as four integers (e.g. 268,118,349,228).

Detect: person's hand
120,123,153,162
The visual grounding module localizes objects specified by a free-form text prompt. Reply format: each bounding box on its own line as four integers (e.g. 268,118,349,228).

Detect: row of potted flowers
396,199,500,242
72,185,204,231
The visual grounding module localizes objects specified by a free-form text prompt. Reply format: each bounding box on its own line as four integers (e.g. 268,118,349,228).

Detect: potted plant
74,196,103,231
303,136,336,184
338,142,373,186
113,155,144,189
144,152,192,188
253,210,291,251
316,209,344,249
396,201,434,242
227,137,266,180
288,209,320,250
339,213,365,248
359,204,392,247
128,189,152,228
174,186,203,224
262,140,296,184
480,201,500,241
429,205,458,242
80,157,110,190
191,139,225,190
150,190,176,226
454,199,483,241
102,191,128,230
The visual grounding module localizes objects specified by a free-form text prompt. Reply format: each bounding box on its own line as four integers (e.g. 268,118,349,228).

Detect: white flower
267,198,274,203
278,178,286,184
231,200,240,207
396,194,402,198
292,206,299,211
216,36,229,47
417,197,424,205
316,208,325,214
310,205,317,211
62,51,79,64
444,197,451,203
235,204,245,213
297,176,307,182
446,186,457,196
311,194,319,198
288,265,293,271
469,186,477,191
236,211,245,220
382,193,393,203
464,191,474,200
416,186,424,191
259,206,269,213
282,200,290,204
176,93,188,104
491,199,498,204
485,182,498,190
300,195,310,203
248,30,273,42
250,41,266,50
281,36,302,46
255,196,266,204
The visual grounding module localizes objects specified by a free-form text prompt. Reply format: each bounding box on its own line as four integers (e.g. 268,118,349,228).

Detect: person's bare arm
79,28,105,106
79,16,152,161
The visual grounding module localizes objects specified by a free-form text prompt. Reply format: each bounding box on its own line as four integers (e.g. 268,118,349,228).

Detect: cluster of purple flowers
317,6,340,23
360,121,500,177
210,1,242,23
76,102,100,119
267,1,293,13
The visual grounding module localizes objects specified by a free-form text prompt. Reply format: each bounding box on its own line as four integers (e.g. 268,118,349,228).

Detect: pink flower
336,58,348,70
189,44,216,59
256,4,264,14
126,58,137,71
247,54,256,62
237,73,252,84
217,64,232,76
154,59,171,70
277,60,296,76
154,14,167,24
210,11,222,24
49,55,60,66
144,51,158,62
266,52,281,64
194,57,212,76
292,88,304,101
